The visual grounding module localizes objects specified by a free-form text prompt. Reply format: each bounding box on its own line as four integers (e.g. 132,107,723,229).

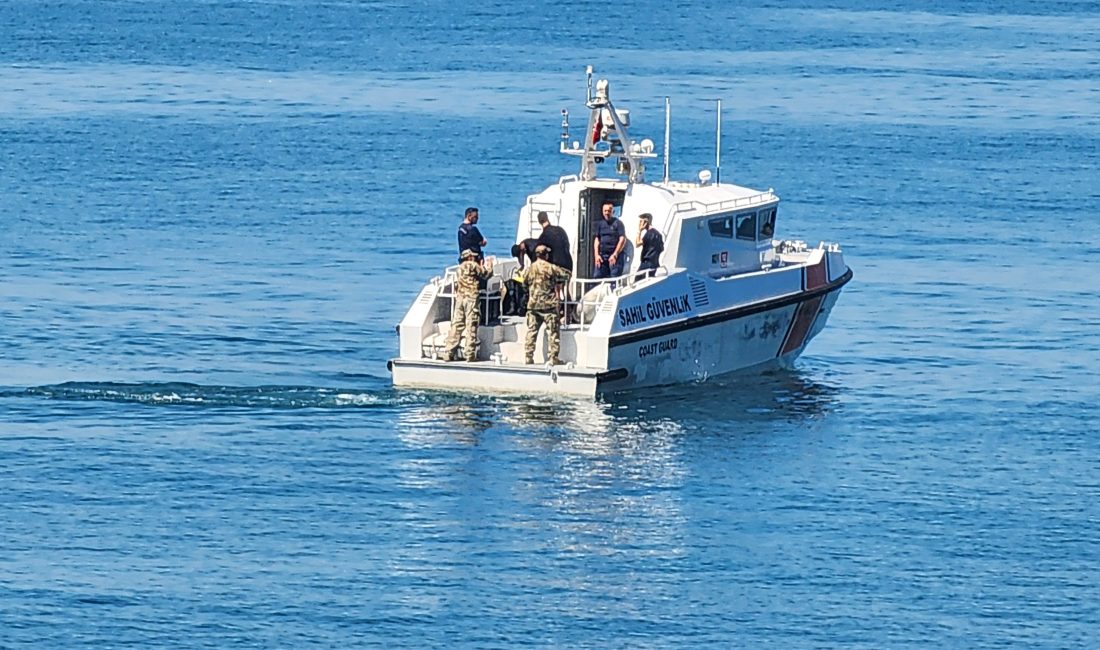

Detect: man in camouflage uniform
524,244,572,365
444,249,493,362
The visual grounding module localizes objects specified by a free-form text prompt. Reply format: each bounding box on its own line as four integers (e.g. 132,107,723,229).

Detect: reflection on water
395,366,839,445
610,366,841,427
391,367,842,570
383,367,842,605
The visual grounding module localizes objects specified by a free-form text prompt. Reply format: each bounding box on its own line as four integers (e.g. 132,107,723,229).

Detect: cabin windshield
708,216,733,238
759,207,776,239
735,212,757,240
708,207,776,243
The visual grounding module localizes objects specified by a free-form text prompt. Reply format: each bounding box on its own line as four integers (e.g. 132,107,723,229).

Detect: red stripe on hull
780,295,825,356
804,258,827,291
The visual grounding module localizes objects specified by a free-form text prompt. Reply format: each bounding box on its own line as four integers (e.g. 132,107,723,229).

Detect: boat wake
8,381,425,410
2,368,840,422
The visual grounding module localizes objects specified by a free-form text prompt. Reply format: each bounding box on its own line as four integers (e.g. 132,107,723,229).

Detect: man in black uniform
535,211,573,273
635,212,664,278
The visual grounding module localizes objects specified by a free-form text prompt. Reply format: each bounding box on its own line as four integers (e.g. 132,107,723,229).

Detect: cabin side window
708,216,733,238
735,212,757,240
759,208,776,239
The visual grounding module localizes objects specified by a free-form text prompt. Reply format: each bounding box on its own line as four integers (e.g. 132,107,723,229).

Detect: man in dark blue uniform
635,212,664,278
593,201,625,278
457,206,486,262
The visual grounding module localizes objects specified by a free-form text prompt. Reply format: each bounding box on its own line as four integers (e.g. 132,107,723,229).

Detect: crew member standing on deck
456,207,486,262
535,211,573,273
635,212,664,278
535,210,574,321
524,245,572,365
593,201,625,278
443,249,493,362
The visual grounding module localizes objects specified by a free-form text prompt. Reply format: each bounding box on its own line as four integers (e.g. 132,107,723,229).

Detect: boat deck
388,358,616,397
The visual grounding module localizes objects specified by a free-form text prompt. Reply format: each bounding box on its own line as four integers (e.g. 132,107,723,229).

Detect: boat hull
389,270,850,398
598,274,848,393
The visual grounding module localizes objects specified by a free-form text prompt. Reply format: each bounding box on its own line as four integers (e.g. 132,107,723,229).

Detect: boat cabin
389,68,851,396
516,180,781,282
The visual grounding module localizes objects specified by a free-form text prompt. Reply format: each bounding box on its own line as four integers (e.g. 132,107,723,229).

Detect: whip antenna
663,97,671,184
715,99,722,185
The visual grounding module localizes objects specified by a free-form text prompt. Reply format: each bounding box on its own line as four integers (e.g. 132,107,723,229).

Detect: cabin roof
548,177,778,219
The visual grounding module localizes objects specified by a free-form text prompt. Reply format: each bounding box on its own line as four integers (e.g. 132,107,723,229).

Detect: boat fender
550,368,559,383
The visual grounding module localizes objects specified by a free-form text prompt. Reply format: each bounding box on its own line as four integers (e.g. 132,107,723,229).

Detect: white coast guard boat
389,69,852,397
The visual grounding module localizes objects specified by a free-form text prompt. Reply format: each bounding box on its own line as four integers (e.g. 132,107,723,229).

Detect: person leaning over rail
444,249,493,362
510,237,540,269
524,244,571,366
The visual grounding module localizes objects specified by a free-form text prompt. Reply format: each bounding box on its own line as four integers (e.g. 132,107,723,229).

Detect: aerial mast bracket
560,67,657,184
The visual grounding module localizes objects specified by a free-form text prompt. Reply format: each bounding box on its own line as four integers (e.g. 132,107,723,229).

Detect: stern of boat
390,261,626,396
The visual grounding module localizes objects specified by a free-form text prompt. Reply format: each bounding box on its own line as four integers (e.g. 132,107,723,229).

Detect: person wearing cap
524,244,572,365
510,236,540,269
443,249,494,362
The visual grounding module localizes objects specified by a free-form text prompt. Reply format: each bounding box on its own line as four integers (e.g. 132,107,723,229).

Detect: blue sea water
2,1,1100,646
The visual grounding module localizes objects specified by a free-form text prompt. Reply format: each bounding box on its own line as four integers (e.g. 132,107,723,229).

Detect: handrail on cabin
668,191,776,218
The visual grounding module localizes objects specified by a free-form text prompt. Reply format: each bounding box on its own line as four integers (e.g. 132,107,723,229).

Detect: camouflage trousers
525,308,560,363
444,296,480,361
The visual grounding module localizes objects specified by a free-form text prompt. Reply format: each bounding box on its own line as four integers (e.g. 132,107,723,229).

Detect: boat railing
432,259,510,327
668,191,776,219
560,276,616,330
560,266,671,329
433,260,670,332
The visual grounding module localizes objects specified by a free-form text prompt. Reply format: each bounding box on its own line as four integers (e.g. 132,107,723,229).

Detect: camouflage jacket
454,260,491,299
525,259,571,311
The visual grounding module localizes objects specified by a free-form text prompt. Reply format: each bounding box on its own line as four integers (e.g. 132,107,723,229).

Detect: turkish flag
591,114,603,145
